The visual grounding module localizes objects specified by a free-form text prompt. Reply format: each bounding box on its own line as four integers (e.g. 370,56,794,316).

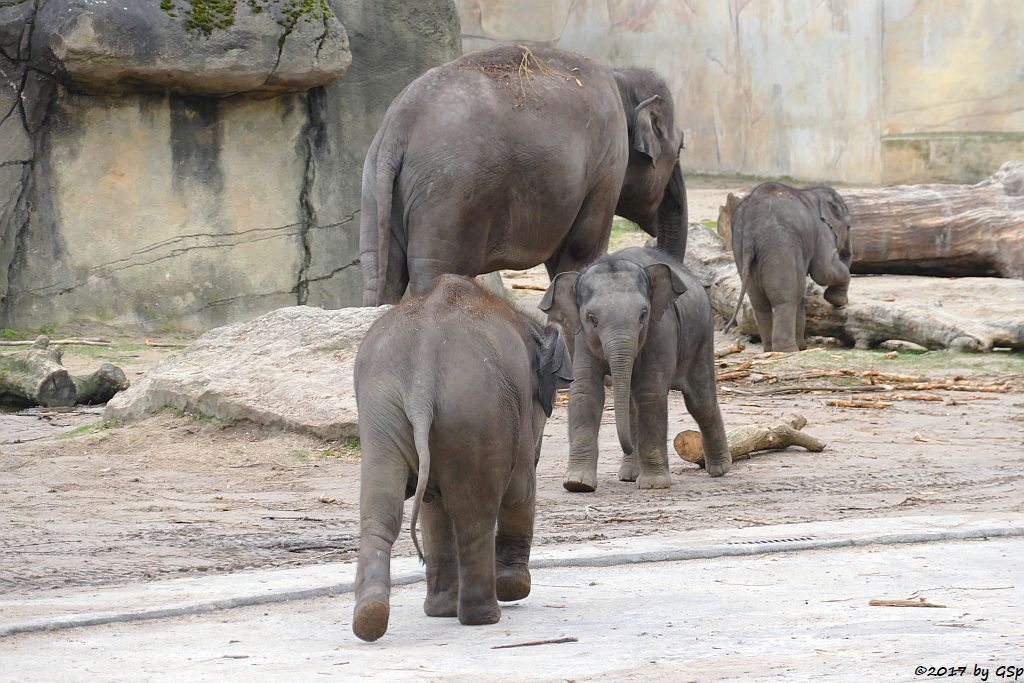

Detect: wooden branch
826,399,893,409
0,337,111,347
684,225,1024,351
511,283,548,292
674,413,825,466
491,637,578,649
714,341,746,358
869,598,947,608
717,161,1024,278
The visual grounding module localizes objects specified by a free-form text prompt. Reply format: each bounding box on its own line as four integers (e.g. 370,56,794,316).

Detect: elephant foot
705,453,732,477
637,471,672,490
352,596,390,642
563,466,597,493
423,590,458,618
458,601,501,626
496,564,531,602
618,459,639,482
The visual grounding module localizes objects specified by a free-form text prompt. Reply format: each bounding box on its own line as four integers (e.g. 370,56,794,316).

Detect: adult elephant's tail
360,128,404,306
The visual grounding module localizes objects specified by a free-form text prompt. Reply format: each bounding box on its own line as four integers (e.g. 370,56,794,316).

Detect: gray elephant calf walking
541,246,731,492
726,182,853,352
352,276,572,641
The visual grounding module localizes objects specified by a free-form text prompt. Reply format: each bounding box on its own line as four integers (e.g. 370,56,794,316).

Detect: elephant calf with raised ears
541,246,731,492
725,183,853,352
360,45,688,305
351,276,572,642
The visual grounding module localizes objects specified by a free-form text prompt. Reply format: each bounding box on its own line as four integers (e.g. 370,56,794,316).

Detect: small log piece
72,363,130,405
0,337,77,407
675,413,825,466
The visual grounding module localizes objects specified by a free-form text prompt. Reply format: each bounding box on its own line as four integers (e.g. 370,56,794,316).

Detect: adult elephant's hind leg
550,183,617,276
421,497,459,618
352,453,407,642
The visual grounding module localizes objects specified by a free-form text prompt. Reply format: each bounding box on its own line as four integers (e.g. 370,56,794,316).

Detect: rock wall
456,0,1023,185
0,0,460,332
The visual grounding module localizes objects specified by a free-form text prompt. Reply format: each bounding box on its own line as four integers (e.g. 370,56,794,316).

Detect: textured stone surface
0,0,461,332
33,0,350,96
104,305,387,437
455,0,1023,184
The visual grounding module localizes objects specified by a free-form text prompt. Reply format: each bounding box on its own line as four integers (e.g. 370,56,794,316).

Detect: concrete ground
2,516,1022,682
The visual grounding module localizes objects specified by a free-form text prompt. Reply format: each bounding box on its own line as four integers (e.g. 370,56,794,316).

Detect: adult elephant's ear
633,94,662,165
535,324,574,417
645,263,687,321
539,272,581,334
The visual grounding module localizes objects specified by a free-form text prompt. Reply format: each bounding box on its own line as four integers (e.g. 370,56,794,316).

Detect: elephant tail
723,255,751,333
373,156,397,304
408,408,433,564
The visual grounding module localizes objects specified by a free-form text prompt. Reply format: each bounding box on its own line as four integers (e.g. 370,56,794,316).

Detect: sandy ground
1,180,1022,596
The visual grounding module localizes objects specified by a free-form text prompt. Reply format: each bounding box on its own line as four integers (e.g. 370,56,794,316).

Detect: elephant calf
352,276,572,642
725,182,853,352
541,246,731,492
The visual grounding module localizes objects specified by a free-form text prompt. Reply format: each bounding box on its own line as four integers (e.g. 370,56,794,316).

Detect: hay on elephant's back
458,46,584,107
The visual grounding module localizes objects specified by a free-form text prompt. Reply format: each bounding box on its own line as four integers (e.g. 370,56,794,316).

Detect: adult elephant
360,45,687,305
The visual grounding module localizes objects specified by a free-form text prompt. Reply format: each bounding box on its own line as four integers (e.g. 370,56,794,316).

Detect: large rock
33,1,351,96
0,1,461,332
105,305,387,438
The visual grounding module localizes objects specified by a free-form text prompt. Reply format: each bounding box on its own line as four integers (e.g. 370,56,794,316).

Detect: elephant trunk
656,164,688,260
603,333,637,456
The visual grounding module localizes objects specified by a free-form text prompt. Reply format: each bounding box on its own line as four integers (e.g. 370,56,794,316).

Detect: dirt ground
2,180,1022,596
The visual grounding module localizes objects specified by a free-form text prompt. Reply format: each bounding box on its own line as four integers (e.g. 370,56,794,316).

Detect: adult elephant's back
360,46,629,305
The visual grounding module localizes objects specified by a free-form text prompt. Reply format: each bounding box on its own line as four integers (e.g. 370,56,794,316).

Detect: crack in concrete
295,88,325,305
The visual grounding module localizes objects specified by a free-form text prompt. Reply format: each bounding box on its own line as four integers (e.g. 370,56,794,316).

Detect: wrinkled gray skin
541,247,731,492
360,45,687,305
725,183,853,352
352,276,572,642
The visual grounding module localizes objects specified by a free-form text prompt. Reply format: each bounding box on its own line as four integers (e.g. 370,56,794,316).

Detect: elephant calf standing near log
352,276,572,641
360,45,688,305
541,246,731,492
725,183,853,352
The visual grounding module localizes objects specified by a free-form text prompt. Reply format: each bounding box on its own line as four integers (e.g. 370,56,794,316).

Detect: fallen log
674,413,825,467
0,336,130,407
72,363,131,405
717,161,1024,278
684,225,1024,351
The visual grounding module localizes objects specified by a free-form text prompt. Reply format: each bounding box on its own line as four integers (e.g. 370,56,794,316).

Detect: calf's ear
539,272,581,334
535,324,574,417
645,263,687,321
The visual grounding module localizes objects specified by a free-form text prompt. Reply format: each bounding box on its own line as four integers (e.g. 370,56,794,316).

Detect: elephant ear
645,263,687,321
538,271,581,335
818,191,851,254
535,324,573,418
632,94,662,165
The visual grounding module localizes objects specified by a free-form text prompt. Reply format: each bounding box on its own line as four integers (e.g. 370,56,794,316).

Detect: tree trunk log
0,337,77,407
684,225,1024,351
716,161,1024,278
72,363,130,405
0,336,130,407
674,414,825,466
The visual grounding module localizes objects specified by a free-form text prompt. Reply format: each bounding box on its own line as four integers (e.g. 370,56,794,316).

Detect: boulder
105,305,388,438
0,1,461,332
33,0,351,96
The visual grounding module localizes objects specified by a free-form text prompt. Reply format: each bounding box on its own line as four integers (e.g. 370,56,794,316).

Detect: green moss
160,0,334,37
1,328,30,341
319,436,361,460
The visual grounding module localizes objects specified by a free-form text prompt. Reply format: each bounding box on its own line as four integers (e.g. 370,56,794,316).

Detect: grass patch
763,347,1024,377
58,420,121,439
319,435,360,460
1,328,31,341
700,219,717,230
